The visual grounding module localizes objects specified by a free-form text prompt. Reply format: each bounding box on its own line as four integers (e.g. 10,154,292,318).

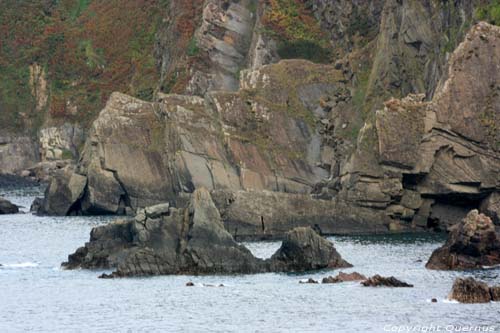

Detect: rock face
63,188,350,277
0,135,39,174
326,22,500,233
426,210,500,270
0,197,19,214
361,275,413,288
41,60,394,235
40,22,500,240
449,277,497,304
39,123,84,161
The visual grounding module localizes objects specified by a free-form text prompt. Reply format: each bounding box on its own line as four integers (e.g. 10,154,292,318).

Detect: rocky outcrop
0,197,19,214
39,21,500,239
322,272,367,284
40,166,87,216
40,60,355,217
361,275,413,287
63,188,350,277
269,227,352,272
426,210,500,270
449,277,499,304
325,22,500,233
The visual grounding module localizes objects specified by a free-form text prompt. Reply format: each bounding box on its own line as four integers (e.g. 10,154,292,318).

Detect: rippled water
1,187,499,332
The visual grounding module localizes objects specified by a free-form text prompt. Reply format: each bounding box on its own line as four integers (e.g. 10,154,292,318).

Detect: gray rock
145,203,170,218
0,197,19,214
270,227,352,272
62,188,351,277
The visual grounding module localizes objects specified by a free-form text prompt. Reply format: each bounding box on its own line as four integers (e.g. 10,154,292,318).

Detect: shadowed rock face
426,210,500,270
62,188,351,277
449,277,498,304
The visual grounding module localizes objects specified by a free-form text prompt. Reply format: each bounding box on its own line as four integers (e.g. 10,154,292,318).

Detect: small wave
442,299,459,304
1,262,39,268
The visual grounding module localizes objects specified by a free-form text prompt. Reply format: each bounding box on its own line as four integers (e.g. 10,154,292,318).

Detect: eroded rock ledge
63,188,351,277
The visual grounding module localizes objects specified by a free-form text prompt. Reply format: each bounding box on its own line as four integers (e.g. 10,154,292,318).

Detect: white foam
1,262,39,268
442,298,459,304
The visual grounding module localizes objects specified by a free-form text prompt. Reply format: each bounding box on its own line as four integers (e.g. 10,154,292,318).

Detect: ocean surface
1,186,499,333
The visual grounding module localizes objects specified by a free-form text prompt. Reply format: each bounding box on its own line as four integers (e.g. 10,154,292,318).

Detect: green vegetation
186,37,200,57
262,0,332,63
0,0,169,132
475,1,500,26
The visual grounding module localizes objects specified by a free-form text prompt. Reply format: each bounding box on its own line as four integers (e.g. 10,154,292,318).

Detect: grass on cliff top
261,0,332,63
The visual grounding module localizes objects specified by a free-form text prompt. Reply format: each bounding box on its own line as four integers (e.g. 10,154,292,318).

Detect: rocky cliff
40,21,500,239
2,1,499,238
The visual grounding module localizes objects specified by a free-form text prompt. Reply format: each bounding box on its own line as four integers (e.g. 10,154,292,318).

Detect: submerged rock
426,210,500,270
0,197,19,214
449,277,496,304
322,272,367,284
361,275,413,288
299,278,319,284
62,188,351,277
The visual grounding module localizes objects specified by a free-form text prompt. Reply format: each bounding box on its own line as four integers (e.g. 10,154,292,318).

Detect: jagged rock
328,22,500,233
0,197,19,214
322,272,367,284
361,275,413,287
40,166,86,215
426,210,500,270
270,227,352,272
62,188,351,277
449,278,492,304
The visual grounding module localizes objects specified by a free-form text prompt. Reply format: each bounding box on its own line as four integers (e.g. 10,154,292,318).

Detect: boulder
449,278,492,304
299,278,319,284
426,210,500,270
0,197,19,214
62,188,351,277
269,227,352,272
322,272,367,284
361,275,413,287
40,166,86,215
